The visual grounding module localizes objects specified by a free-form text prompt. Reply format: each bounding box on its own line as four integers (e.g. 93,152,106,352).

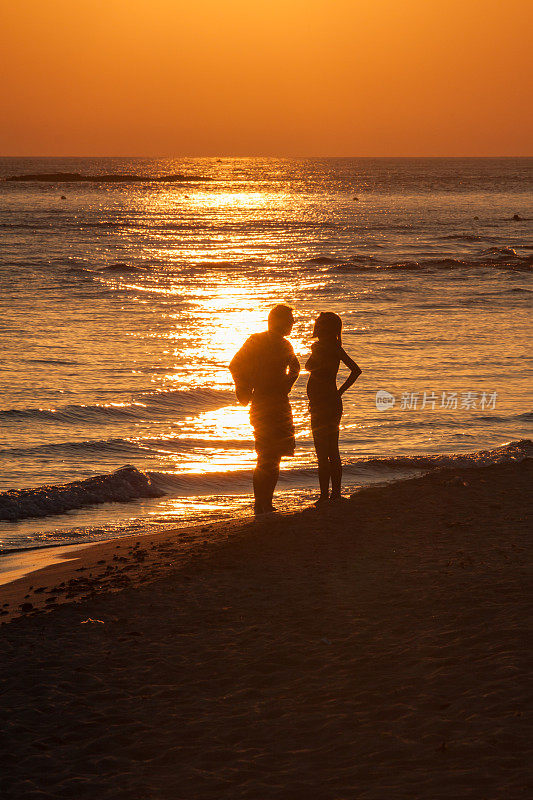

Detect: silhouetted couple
230,305,361,514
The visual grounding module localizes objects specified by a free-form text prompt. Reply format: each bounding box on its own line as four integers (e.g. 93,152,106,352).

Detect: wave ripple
1,388,235,425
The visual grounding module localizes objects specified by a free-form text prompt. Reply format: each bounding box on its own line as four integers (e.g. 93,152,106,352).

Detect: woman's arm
338,348,362,396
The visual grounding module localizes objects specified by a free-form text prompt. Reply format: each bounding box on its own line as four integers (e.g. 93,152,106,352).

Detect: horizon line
1,154,532,160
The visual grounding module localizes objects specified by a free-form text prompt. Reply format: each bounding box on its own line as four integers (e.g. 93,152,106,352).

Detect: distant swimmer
305,312,362,504
229,305,300,514
513,213,523,221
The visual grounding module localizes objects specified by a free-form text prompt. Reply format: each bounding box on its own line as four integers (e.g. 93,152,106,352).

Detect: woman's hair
312,312,342,345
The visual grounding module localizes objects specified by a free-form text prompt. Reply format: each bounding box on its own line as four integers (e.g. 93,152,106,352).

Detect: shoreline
0,516,248,622
2,458,531,797
0,468,424,585
1,458,530,622
2,439,530,531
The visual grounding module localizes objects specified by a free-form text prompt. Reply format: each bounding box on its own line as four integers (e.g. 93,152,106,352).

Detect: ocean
0,157,531,553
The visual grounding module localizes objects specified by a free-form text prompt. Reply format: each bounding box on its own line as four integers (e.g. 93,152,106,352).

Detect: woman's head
312,312,342,344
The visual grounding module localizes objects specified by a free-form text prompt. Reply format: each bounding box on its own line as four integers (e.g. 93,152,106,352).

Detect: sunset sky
2,0,531,156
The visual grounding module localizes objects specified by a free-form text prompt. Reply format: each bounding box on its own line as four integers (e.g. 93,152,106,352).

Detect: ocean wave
359,438,532,470
0,465,163,522
437,234,485,242
468,288,532,296
23,358,81,365
67,219,337,234
0,222,57,230
0,435,253,458
332,252,532,273
69,259,270,277
195,260,243,270
4,171,213,183
0,438,148,458
5,423,530,462
99,263,145,274
303,256,340,265
1,440,530,522
305,253,378,267
481,246,522,258
149,439,533,494
478,411,533,423
0,387,236,425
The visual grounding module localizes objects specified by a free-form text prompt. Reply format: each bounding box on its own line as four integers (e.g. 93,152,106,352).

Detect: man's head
268,304,294,336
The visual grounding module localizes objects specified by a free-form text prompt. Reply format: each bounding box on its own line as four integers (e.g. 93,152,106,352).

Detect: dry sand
1,460,531,799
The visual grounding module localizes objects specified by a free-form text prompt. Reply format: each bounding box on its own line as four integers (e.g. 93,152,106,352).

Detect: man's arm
286,351,300,393
229,336,255,405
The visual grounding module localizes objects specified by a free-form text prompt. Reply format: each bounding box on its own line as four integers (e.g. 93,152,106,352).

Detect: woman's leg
328,427,342,498
312,426,331,499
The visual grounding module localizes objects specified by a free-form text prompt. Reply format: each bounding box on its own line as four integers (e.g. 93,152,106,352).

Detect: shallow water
1,157,531,550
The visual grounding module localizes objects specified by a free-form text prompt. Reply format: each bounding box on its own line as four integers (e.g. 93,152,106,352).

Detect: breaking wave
0,465,163,522
1,440,530,523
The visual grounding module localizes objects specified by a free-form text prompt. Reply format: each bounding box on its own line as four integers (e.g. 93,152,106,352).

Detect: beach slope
1,459,531,799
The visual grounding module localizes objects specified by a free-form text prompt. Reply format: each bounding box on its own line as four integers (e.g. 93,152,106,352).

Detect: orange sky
1,0,531,156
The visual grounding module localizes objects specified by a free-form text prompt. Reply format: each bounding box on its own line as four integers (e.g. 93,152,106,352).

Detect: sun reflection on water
185,191,272,209
88,185,346,487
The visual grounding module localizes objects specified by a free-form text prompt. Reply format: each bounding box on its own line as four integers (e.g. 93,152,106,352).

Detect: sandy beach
1,459,531,799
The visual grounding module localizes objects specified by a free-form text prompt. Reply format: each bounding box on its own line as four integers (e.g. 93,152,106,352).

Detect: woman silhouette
306,312,362,502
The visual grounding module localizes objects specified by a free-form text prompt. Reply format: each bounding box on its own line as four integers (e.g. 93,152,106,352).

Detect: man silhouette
229,305,300,514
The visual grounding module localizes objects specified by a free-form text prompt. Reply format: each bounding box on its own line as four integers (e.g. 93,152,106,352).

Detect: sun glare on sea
157,276,309,474
187,191,268,209
163,276,307,385
93,184,312,481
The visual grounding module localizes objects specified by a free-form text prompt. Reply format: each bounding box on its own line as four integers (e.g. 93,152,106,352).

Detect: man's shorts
250,394,295,458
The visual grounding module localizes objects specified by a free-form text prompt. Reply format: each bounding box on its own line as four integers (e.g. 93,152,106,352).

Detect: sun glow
2,0,530,156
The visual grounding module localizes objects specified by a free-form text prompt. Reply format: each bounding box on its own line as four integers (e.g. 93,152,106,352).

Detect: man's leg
253,452,281,512
252,459,264,511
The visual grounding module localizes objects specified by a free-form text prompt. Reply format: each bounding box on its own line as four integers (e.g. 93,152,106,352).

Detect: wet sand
1,459,531,799
0,542,98,588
